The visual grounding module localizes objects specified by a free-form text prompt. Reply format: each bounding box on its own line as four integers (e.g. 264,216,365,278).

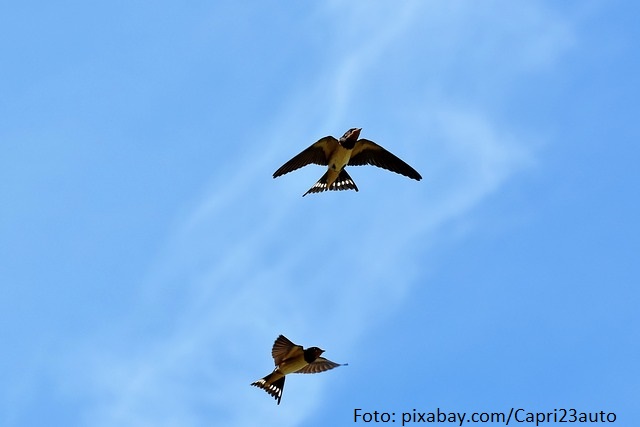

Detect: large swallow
273,128,422,196
251,335,346,405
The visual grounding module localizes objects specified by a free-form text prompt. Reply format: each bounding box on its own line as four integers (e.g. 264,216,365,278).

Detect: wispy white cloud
67,1,575,426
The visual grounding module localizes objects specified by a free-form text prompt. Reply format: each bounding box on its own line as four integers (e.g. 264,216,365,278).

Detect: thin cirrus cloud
70,2,574,426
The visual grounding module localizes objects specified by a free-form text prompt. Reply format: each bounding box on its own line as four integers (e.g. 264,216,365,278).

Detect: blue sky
1,1,639,426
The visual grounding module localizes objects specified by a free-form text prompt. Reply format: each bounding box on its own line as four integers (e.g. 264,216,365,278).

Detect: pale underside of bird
273,128,422,196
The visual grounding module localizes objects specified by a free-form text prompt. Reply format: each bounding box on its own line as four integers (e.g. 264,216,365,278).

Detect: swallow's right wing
273,136,338,177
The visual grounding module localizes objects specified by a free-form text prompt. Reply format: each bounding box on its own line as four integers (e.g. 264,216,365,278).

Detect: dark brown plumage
273,128,422,196
251,335,346,405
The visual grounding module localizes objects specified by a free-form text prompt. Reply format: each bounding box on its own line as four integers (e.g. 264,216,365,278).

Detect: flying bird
251,334,346,405
273,128,422,196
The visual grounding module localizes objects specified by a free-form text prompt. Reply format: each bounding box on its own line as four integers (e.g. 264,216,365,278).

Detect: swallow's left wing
295,357,346,374
349,139,422,180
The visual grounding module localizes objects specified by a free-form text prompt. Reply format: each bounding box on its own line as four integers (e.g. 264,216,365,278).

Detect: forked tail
251,373,286,405
303,169,359,196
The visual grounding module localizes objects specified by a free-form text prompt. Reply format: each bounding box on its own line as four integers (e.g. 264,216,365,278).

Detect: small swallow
273,128,422,196
251,334,346,405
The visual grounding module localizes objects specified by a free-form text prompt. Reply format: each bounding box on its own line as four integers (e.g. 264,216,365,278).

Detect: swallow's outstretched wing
273,136,338,178
271,335,304,365
349,139,422,180
296,357,345,374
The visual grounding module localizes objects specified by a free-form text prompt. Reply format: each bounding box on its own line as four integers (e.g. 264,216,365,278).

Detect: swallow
273,128,422,196
251,334,346,405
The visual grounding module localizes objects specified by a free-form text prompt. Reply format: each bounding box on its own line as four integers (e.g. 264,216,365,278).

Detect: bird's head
304,346,325,362
339,128,362,149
